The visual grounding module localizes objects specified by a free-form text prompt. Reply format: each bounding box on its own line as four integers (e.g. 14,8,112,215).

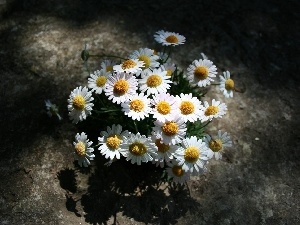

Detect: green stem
201,120,212,129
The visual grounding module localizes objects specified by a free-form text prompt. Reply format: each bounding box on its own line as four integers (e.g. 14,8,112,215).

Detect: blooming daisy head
154,30,186,46
200,99,228,122
166,160,191,184
176,93,203,123
139,68,172,95
113,59,145,74
104,72,138,104
101,59,117,72
151,93,180,122
204,130,232,160
151,137,177,168
73,132,95,167
98,124,129,161
67,86,94,124
88,69,111,94
174,136,210,173
119,132,157,165
121,93,152,121
219,71,235,98
129,48,160,71
160,62,176,77
45,99,62,120
186,59,217,87
152,114,187,145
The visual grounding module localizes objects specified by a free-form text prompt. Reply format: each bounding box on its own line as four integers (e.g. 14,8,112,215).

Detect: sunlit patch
75,141,86,157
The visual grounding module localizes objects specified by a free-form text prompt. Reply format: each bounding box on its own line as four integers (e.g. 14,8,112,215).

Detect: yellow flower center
138,55,151,69
155,139,170,153
180,101,195,115
130,99,144,112
72,95,85,110
205,106,219,116
209,139,223,152
106,65,113,72
121,59,137,70
75,141,86,157
96,75,107,87
194,66,209,80
166,69,172,76
184,146,200,163
225,79,235,90
146,75,162,87
113,79,129,96
129,142,147,156
156,101,171,115
166,35,178,44
162,121,178,136
106,134,122,150
172,165,184,177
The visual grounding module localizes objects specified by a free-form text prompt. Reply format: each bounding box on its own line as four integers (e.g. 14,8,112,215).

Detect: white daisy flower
151,92,180,122
175,93,203,123
113,59,145,74
101,59,117,72
45,99,62,120
121,93,152,121
219,71,235,98
154,30,186,46
139,68,172,95
166,160,191,184
151,137,177,168
204,130,233,160
88,69,111,94
119,132,157,165
73,132,95,167
174,136,211,173
186,59,217,87
152,114,187,145
67,86,94,124
129,48,160,71
200,99,227,122
156,51,171,63
104,72,138,104
98,124,130,160
200,52,208,60
160,62,176,77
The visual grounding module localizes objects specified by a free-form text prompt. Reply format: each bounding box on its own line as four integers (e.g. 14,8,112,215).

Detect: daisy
154,30,186,46
139,68,172,95
67,86,94,124
175,93,203,123
156,51,172,64
45,99,62,120
113,59,145,74
186,59,217,87
219,71,235,98
174,136,211,173
204,130,232,160
73,132,95,167
151,137,177,168
87,69,111,94
104,72,138,104
151,92,180,122
98,124,129,160
166,160,191,184
119,132,157,165
152,114,187,145
160,62,176,77
200,99,227,122
129,48,160,71
101,59,117,72
121,93,152,121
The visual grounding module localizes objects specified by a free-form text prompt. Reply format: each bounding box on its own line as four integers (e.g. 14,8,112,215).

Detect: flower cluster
63,30,239,184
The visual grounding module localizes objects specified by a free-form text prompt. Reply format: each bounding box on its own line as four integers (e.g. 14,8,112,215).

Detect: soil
0,0,299,224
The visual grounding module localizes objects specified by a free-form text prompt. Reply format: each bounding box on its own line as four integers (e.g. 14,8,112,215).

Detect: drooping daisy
204,130,232,160
73,132,95,167
113,59,145,74
151,92,180,122
139,68,172,95
200,99,227,122
219,71,235,98
200,52,208,60
186,59,217,87
45,99,62,120
152,114,187,145
160,62,176,77
67,86,94,124
88,69,111,94
154,30,186,46
175,136,211,173
121,93,152,121
151,137,177,168
98,124,129,160
104,72,138,104
101,59,117,72
129,48,159,71
166,160,191,184
119,132,157,165
175,93,203,123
